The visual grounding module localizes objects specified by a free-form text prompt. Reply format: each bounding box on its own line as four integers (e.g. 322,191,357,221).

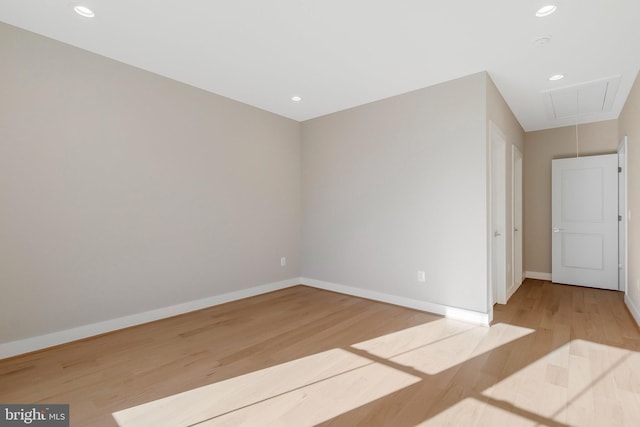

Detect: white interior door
512,146,523,292
551,154,618,290
490,123,506,305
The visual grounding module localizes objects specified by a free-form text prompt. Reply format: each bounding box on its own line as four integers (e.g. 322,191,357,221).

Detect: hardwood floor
1,280,640,426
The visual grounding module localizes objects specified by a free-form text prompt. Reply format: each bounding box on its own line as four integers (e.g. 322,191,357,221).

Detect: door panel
562,168,604,222
551,154,618,290
563,233,602,269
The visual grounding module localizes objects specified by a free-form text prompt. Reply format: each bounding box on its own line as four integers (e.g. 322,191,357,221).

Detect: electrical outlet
280,257,287,267
417,271,426,283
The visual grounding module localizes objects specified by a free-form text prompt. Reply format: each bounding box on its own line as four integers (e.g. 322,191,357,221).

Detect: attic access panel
543,75,621,121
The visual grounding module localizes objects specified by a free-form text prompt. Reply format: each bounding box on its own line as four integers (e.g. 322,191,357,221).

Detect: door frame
489,122,507,307
511,145,523,298
619,137,628,292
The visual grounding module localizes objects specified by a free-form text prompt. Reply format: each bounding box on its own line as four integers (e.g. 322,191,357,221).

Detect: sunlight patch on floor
112,322,640,427
478,339,640,426
353,320,534,376
113,347,420,426
564,339,639,426
351,318,478,359
113,321,538,426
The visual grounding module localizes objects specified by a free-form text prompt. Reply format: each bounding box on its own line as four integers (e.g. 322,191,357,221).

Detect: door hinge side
619,166,622,173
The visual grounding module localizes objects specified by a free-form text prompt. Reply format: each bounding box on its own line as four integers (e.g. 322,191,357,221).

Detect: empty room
1,1,640,426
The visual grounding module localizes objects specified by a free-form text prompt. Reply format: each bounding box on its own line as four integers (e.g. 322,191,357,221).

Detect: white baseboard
505,284,518,301
625,294,640,328
300,277,490,326
0,278,300,360
1,276,492,360
525,271,552,281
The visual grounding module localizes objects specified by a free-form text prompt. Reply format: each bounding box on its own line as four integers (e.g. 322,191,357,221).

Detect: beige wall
523,120,619,275
486,75,525,297
618,72,640,318
0,23,302,343
13,16,634,347
486,77,525,155
301,73,490,313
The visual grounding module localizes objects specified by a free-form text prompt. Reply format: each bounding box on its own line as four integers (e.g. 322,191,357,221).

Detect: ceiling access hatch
542,75,621,123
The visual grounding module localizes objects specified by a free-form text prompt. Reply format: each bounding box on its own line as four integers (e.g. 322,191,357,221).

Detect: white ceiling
1,0,639,131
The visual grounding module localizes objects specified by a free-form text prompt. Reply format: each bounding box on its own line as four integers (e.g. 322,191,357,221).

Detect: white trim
301,277,491,326
511,145,524,303
618,137,628,293
489,121,508,306
525,271,552,281
625,294,640,328
1,276,493,360
505,280,521,301
0,278,300,360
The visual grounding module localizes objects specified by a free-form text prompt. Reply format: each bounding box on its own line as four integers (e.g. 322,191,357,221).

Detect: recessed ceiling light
536,5,557,17
74,5,95,18
549,74,565,81
291,96,302,102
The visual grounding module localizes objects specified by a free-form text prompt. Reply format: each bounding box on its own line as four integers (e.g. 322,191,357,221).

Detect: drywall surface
486,76,525,155
301,73,489,313
0,23,301,343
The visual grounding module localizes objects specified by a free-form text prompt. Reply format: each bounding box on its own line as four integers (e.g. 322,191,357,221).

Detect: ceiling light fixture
291,96,302,102
74,5,95,18
548,74,565,81
536,5,557,17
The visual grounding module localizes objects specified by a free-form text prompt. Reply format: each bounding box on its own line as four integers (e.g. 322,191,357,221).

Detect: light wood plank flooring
1,280,640,426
